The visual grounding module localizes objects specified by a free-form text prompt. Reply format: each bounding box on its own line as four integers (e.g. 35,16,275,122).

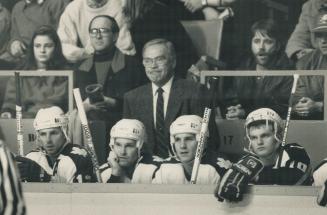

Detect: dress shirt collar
151,76,174,96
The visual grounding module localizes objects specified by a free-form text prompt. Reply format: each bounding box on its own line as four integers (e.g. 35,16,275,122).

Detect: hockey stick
281,74,299,146
15,72,24,156
73,88,102,183
191,107,211,184
191,77,219,184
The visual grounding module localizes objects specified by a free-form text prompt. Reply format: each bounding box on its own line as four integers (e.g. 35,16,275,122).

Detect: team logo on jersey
71,147,88,157
247,159,257,169
216,158,232,169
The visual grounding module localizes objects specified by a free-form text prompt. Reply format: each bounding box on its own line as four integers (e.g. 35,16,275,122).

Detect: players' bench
201,70,327,168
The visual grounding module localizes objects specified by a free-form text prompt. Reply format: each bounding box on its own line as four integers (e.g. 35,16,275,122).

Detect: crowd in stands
0,0,326,207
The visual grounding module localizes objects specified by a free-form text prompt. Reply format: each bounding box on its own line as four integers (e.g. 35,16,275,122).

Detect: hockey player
15,106,95,183
245,108,311,185
152,115,226,184
215,108,311,202
100,119,160,183
312,159,327,206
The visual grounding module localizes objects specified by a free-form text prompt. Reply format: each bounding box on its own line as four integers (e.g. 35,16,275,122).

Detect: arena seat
181,20,223,59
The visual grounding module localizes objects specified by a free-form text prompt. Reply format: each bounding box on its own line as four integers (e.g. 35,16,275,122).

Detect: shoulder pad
70,146,88,157
282,143,310,164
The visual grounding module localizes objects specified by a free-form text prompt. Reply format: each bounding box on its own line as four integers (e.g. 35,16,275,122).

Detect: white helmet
109,119,146,156
170,115,207,157
34,106,69,140
245,108,283,149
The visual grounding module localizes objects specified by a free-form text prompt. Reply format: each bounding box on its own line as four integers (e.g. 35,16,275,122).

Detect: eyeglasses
143,56,167,67
89,28,112,37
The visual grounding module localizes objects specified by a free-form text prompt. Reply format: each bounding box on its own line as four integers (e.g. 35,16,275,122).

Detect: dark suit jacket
123,78,219,158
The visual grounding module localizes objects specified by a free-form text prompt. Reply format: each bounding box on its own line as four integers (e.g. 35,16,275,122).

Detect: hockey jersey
99,155,160,183
313,158,327,187
152,155,230,184
26,144,95,183
254,143,311,185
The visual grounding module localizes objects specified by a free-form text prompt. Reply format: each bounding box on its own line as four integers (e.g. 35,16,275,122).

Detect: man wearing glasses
57,0,134,62
74,15,146,153
123,38,219,159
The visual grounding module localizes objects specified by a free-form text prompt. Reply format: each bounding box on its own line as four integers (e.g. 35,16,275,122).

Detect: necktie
155,88,168,157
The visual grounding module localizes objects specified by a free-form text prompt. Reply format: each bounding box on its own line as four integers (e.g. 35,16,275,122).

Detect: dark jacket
123,78,219,158
219,51,294,119
130,2,198,78
75,49,147,123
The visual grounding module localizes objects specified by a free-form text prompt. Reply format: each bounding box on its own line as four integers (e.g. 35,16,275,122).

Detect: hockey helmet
33,106,69,140
169,115,207,157
245,108,283,146
109,119,146,156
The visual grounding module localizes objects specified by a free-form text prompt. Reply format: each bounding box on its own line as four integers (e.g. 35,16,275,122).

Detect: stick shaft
15,72,24,156
191,108,211,184
282,74,300,145
73,88,102,183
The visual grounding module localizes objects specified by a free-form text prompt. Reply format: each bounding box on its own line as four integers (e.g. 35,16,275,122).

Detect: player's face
316,32,327,55
251,31,278,67
248,124,279,158
33,35,55,66
174,133,197,163
38,127,66,157
89,17,118,52
143,44,175,87
113,138,138,167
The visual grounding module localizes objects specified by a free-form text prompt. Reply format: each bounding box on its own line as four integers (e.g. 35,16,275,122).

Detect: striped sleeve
0,143,26,215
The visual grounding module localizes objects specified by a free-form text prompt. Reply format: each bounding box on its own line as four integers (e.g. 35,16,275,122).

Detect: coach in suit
123,38,218,159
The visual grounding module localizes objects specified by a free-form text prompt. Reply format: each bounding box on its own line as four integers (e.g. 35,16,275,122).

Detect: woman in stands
123,0,198,78
1,25,69,118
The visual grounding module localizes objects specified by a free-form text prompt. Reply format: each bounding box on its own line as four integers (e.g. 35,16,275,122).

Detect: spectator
15,106,96,183
74,15,146,148
152,115,228,184
293,11,327,120
158,0,236,20
57,0,134,62
123,0,198,78
1,26,69,118
0,2,11,61
123,39,219,159
100,119,160,183
286,0,327,61
221,19,294,119
9,0,70,61
245,108,311,185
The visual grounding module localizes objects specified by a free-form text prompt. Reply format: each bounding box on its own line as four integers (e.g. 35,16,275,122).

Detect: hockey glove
15,156,43,182
317,179,327,206
215,154,264,202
